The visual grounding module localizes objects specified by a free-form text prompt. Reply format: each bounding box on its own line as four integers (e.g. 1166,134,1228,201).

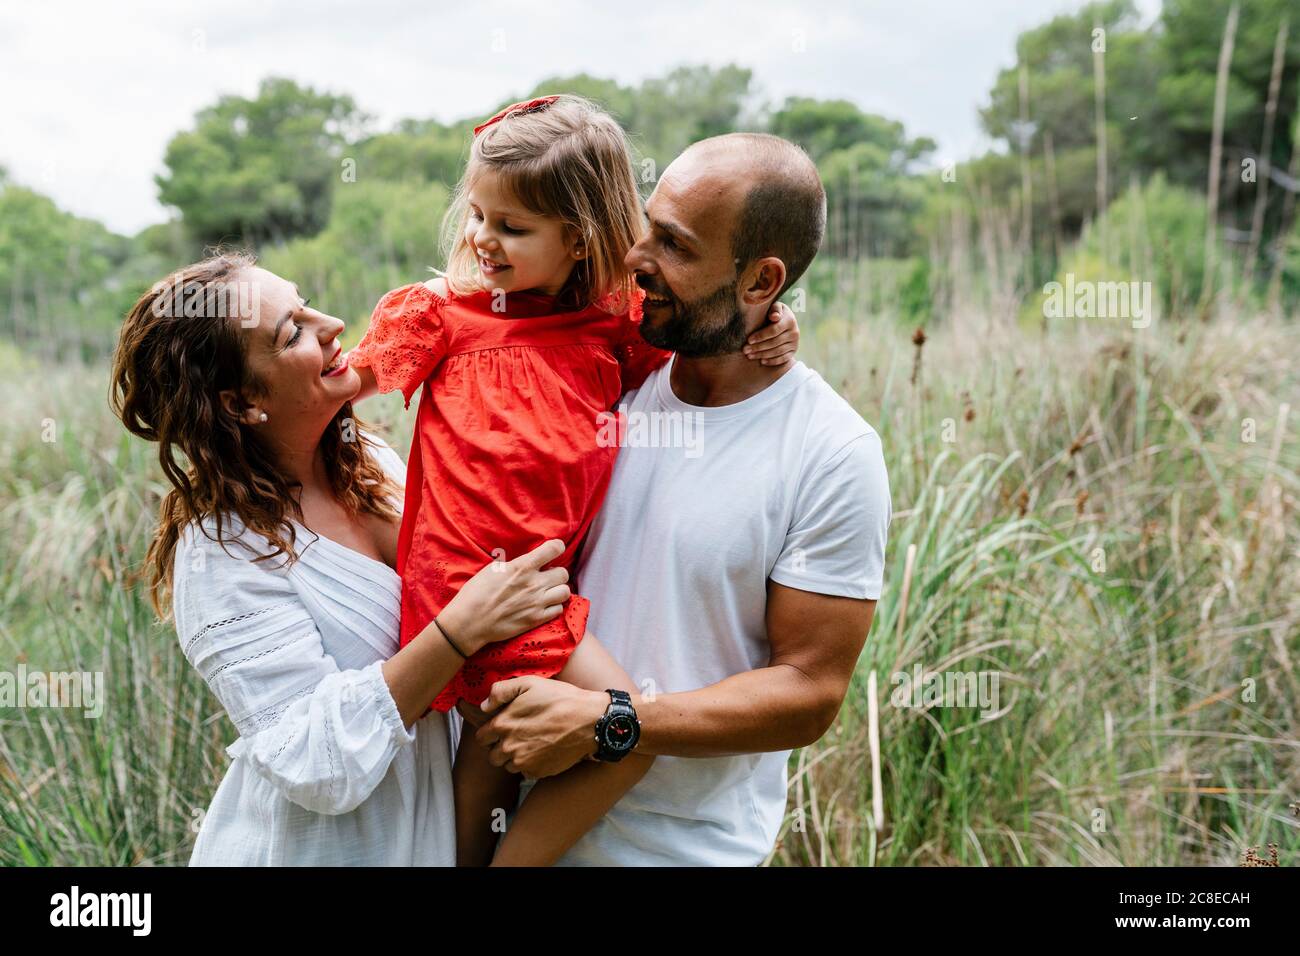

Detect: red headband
473,95,560,136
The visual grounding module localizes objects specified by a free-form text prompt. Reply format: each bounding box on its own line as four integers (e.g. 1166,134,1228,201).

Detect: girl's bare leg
452,725,523,866
490,632,654,867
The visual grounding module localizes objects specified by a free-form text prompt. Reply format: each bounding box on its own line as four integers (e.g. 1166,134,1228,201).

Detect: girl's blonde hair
440,94,643,311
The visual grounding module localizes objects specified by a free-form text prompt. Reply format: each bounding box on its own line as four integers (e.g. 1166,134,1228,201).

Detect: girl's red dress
349,281,669,712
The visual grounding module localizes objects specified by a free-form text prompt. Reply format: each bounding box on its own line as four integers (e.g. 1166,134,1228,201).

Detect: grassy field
0,281,1297,866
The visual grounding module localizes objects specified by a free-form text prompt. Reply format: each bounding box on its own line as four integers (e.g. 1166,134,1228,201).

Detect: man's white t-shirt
523,356,891,866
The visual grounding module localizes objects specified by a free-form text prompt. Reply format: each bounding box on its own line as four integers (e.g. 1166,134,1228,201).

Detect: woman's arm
174,526,568,815
175,531,408,815
382,539,570,726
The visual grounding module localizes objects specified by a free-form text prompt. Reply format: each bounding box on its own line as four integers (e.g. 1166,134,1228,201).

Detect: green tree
156,77,367,246
771,98,935,257
526,64,756,171
1156,0,1300,236
260,179,450,332
0,181,135,359
354,118,471,187
978,0,1300,267
980,1,1156,154
978,0,1160,237
770,97,934,165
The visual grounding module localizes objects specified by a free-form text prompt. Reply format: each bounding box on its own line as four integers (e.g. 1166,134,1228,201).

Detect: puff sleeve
172,521,416,815
349,282,448,409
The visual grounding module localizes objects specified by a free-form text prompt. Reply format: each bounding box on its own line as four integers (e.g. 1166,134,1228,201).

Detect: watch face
601,714,638,752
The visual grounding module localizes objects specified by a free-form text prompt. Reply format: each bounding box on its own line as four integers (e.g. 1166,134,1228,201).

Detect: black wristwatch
593,689,641,762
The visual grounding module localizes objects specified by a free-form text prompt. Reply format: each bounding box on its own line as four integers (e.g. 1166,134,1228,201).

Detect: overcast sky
1,0,1160,235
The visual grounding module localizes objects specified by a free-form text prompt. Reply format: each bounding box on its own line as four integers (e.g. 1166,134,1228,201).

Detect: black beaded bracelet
433,617,469,659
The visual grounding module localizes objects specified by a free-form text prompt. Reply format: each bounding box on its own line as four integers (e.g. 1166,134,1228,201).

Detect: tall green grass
771,280,1299,865
0,281,1296,865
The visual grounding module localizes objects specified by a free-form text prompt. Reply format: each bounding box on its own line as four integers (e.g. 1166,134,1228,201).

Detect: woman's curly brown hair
109,252,401,620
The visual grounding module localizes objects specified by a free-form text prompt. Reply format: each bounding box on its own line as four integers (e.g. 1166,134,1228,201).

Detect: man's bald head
676,133,826,300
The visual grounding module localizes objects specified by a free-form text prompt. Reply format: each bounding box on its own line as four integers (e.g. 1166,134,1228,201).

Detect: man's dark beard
638,277,749,357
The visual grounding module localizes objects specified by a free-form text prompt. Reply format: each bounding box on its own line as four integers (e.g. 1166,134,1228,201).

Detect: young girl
347,94,800,865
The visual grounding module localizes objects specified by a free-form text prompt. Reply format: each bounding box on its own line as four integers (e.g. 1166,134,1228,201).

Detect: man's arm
470,583,876,775
634,583,875,757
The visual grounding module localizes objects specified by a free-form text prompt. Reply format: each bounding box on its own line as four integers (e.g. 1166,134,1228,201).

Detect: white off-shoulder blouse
172,434,459,865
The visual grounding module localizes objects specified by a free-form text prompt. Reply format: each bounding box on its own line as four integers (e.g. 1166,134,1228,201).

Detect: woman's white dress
172,434,459,865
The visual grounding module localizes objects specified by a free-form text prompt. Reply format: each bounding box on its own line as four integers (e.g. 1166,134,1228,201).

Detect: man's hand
466,677,607,778
455,699,490,729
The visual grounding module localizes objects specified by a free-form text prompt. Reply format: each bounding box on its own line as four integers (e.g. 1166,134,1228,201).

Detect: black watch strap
594,688,640,762
607,689,631,708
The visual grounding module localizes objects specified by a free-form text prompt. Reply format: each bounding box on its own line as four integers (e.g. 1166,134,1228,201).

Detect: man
466,132,892,865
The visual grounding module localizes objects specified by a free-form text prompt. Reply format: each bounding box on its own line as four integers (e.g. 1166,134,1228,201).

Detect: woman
110,252,571,864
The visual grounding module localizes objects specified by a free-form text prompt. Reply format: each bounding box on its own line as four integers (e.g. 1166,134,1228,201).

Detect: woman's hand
436,539,571,655
743,301,800,367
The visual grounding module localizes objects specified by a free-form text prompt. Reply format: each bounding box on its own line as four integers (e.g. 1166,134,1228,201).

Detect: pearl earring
258,412,268,423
